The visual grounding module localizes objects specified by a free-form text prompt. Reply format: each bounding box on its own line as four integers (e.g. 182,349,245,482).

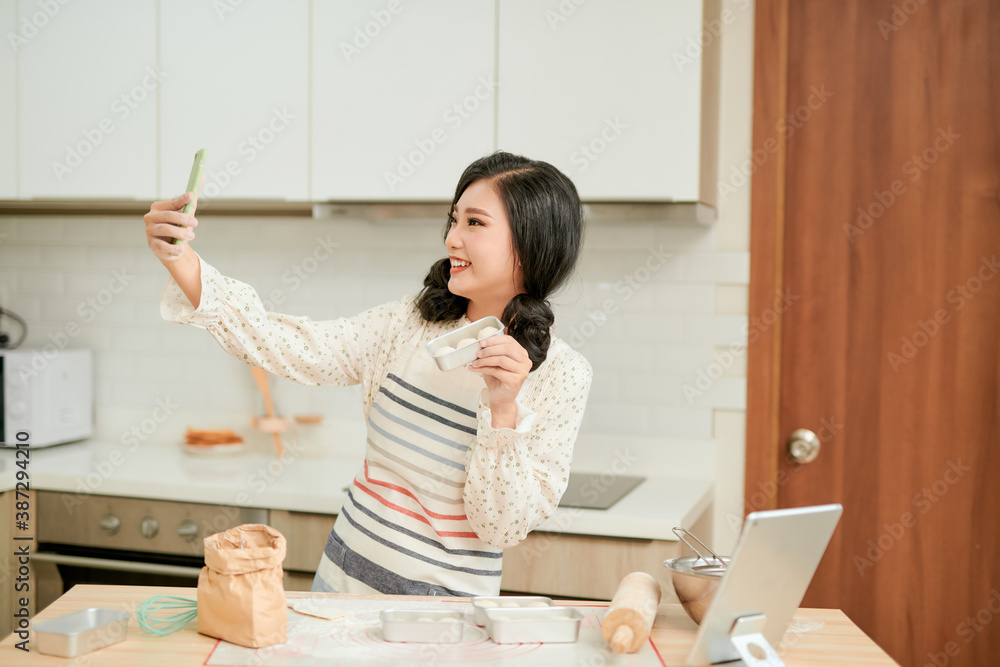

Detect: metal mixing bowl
663,555,731,624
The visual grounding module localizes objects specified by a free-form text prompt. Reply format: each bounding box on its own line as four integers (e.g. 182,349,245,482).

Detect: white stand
728,614,785,666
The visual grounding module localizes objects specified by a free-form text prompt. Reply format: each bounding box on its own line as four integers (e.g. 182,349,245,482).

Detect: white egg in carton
426,316,505,371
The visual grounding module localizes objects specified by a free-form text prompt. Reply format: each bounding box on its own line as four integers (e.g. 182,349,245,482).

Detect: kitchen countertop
0,439,711,541
0,585,899,665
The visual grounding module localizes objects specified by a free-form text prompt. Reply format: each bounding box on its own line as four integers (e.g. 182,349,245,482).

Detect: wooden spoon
250,366,284,456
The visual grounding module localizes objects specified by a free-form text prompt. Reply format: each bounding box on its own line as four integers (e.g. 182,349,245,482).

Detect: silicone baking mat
205,597,666,666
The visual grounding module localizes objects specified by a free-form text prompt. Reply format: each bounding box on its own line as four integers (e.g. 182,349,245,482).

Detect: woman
144,151,592,597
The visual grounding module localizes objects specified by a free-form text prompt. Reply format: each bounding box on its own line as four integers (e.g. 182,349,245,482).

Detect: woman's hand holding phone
144,190,200,262
468,335,532,429
143,181,205,309
146,148,206,261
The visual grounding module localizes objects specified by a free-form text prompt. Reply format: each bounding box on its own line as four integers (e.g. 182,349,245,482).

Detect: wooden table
0,585,897,665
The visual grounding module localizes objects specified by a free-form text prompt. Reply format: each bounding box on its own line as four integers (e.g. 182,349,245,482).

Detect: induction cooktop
557,472,645,510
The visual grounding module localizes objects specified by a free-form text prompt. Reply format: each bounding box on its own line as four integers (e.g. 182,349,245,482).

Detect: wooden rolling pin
601,571,662,654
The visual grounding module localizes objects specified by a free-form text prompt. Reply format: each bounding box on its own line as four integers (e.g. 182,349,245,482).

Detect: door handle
787,428,821,464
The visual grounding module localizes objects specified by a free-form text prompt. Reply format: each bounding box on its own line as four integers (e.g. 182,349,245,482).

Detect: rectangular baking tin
426,316,505,372
483,606,583,644
380,609,465,643
34,608,131,658
471,595,554,626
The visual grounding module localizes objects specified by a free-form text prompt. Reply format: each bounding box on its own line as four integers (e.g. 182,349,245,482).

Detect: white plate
182,442,246,456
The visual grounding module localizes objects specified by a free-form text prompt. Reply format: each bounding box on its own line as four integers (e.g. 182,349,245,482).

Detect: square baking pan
470,595,554,626
380,609,465,643
34,608,131,658
426,316,505,371
483,606,583,644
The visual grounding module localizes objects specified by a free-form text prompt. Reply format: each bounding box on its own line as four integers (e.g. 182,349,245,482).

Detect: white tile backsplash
682,315,748,345
18,219,64,242
17,270,64,295
715,284,750,314
681,252,751,283
2,214,747,458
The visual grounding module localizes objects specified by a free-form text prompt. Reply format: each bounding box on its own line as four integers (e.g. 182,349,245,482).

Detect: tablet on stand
685,503,844,666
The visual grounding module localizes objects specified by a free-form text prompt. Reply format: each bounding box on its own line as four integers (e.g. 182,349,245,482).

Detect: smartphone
172,148,207,245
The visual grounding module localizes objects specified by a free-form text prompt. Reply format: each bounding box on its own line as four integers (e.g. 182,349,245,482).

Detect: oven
33,491,267,611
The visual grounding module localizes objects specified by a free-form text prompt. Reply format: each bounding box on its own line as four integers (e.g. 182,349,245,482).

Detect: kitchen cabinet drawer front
269,509,337,572
498,0,711,202
500,532,681,602
160,0,310,202
311,0,496,201
283,570,316,592
18,0,158,199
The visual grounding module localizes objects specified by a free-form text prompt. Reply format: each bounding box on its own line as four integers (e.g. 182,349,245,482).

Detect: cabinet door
312,0,495,201
18,0,158,199
498,0,704,201
0,3,15,198
160,1,309,201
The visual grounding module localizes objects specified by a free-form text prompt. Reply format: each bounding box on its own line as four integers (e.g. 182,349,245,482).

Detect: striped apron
312,321,503,596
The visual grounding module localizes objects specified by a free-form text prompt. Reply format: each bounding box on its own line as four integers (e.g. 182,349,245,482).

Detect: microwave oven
0,349,93,448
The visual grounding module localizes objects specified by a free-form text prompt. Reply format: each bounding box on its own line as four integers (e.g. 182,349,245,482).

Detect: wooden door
746,1,1000,666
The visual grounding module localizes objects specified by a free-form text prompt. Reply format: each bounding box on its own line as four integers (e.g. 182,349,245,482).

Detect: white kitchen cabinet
0,3,15,198
159,1,309,201
498,0,718,206
17,0,158,199
311,0,496,201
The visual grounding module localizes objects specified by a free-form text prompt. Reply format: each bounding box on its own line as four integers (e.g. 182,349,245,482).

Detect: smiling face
445,178,523,320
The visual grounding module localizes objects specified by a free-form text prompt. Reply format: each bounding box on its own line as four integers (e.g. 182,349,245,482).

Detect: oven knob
99,514,121,536
177,520,199,542
140,516,159,539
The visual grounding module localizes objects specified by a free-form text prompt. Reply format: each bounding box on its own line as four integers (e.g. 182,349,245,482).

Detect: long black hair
417,151,584,372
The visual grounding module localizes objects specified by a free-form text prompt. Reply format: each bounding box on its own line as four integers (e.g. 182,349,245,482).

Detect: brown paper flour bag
197,524,287,648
